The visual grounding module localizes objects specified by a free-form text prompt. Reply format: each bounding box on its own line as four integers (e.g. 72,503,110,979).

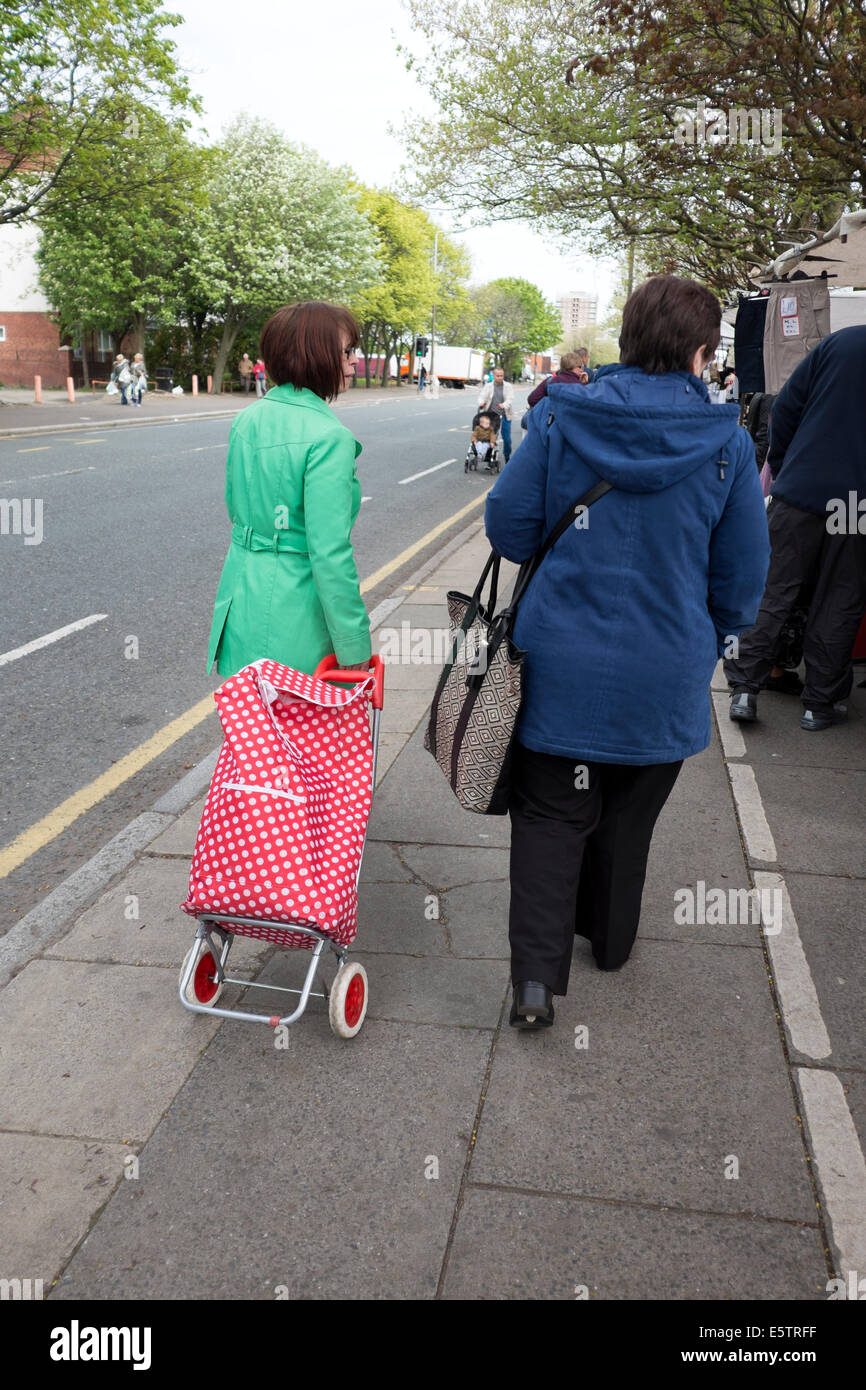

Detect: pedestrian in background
726,324,866,731
131,352,147,407
526,352,588,409
477,366,515,462
239,353,253,393
207,301,372,679
253,357,267,398
110,353,132,405
485,274,768,1031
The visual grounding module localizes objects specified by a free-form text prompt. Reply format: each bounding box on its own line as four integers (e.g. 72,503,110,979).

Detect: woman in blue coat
485,275,769,1031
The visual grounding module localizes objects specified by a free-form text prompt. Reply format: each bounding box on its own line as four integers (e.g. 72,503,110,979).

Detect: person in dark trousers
486,275,768,1031
725,325,866,731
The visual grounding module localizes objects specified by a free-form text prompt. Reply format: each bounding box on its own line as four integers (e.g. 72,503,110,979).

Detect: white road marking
361,495,372,503
796,1068,866,1279
753,871,832,1058
0,614,108,668
178,444,226,454
16,446,51,454
73,438,106,445
398,458,457,485
726,762,777,861
0,466,96,484
711,691,746,758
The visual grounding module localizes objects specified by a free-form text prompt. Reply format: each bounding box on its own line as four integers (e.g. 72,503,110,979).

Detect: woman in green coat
207,302,372,678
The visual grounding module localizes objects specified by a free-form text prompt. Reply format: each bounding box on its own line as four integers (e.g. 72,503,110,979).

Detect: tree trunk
79,326,90,389
131,312,146,357
212,311,243,394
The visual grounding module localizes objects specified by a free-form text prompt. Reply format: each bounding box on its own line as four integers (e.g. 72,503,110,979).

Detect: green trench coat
207,385,372,678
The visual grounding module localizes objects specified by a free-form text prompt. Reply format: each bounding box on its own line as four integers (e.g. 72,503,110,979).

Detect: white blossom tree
194,116,380,392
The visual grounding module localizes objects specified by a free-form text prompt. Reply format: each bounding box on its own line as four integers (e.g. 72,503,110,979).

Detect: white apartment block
556,289,598,338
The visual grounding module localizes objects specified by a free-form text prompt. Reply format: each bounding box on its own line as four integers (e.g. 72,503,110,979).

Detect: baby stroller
465,407,501,474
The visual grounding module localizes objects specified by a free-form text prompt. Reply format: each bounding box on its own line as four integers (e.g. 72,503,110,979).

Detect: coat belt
231,522,307,554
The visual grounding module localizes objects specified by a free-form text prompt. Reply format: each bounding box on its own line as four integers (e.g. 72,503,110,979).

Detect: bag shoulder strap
506,475,612,613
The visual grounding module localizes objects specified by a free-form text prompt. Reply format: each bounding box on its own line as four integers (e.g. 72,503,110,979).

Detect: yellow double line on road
0,488,491,879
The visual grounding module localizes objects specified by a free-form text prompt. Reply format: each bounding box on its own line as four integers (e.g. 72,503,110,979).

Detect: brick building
0,223,73,388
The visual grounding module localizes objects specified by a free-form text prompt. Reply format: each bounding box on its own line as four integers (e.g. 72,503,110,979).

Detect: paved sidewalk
0,519,859,1300
0,383,412,437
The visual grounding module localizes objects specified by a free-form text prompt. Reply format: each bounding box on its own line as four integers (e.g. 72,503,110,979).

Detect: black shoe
762,670,804,695
509,981,554,1030
729,691,757,722
800,704,848,731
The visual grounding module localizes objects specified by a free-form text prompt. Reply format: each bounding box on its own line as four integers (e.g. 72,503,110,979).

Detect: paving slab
741,765,866,876
781,873,866,1070
41,858,267,974
0,1132,129,1282
470,938,814,1222
441,1187,826,1300
358,841,415,884
398,844,510,889
733,684,866,773
641,737,763,948
355,882,449,955
146,796,206,857
379,690,432,736
368,725,511,848
259,947,509,1030
50,1020,492,1300
0,960,223,1143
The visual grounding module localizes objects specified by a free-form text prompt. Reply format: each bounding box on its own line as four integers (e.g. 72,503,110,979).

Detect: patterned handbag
424,479,611,814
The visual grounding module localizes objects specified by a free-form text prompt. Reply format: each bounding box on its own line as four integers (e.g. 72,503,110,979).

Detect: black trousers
724,496,866,710
508,743,682,995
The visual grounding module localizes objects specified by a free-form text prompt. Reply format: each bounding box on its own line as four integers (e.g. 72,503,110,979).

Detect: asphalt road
0,386,529,928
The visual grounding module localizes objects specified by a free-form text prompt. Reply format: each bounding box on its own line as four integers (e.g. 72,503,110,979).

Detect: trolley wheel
180,940,224,1006
329,961,368,1039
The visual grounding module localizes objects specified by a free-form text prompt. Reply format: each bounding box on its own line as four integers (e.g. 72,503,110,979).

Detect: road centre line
16,446,51,453
0,614,108,669
398,458,457,485
73,438,106,445
0,466,96,485
0,489,493,876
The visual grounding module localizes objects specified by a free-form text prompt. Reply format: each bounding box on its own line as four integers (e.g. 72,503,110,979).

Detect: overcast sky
173,0,619,316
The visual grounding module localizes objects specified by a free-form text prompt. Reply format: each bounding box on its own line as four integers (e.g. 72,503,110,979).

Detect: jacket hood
545,364,741,493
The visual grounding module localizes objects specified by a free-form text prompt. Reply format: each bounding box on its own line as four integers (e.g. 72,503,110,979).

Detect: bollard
207,374,213,394
191,374,198,396
66,376,75,403
34,374,42,404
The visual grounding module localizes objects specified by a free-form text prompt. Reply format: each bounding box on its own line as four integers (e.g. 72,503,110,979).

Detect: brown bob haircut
619,274,721,376
259,301,361,401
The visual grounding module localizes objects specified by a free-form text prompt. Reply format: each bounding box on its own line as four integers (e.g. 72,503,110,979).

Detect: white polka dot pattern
181,660,375,951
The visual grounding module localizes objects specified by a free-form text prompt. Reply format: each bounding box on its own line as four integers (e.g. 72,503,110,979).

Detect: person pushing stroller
465,408,501,473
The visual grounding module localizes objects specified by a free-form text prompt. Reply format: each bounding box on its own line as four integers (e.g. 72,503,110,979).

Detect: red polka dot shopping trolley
178,653,384,1039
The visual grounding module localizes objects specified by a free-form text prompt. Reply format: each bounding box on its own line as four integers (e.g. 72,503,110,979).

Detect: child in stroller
465,409,501,473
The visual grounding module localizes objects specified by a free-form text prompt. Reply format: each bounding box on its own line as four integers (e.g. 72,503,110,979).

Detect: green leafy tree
192,116,380,392
402,0,866,289
468,278,562,376
0,0,199,225
35,121,209,373
351,188,435,387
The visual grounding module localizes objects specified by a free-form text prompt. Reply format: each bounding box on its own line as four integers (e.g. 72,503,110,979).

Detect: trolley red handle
313,653,384,710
